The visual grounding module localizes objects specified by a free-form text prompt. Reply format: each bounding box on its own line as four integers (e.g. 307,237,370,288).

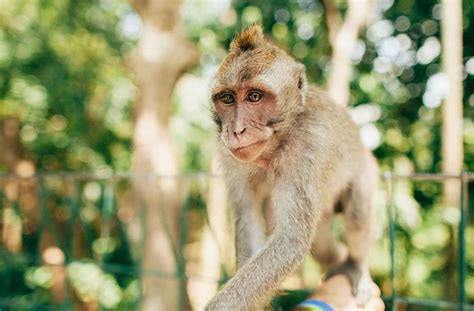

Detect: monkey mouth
228,140,268,162
234,140,264,150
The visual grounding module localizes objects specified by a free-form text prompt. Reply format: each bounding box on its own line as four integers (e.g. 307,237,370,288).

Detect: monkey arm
206,164,323,310
234,201,266,269
225,176,266,269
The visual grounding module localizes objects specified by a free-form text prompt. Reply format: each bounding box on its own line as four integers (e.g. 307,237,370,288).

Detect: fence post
458,172,467,310
385,171,397,311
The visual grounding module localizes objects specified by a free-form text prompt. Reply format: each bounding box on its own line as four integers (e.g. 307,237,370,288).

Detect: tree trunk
127,0,198,310
0,119,23,253
0,119,68,304
441,0,463,300
441,0,464,207
323,0,371,106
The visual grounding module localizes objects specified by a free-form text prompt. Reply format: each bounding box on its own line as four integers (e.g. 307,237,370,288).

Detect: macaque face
212,83,279,163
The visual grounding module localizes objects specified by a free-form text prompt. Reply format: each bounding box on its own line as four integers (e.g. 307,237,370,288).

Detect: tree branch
322,0,343,47
324,0,372,106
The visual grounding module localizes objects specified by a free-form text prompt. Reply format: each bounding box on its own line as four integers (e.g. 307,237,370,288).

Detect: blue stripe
297,299,334,311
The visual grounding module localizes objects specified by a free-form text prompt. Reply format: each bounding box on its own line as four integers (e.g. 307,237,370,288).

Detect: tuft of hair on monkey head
229,24,265,52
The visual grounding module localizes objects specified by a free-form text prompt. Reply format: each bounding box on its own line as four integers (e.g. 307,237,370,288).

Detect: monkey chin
228,140,269,165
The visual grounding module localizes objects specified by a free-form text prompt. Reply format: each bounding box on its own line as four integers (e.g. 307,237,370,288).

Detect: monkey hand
324,258,374,307
294,274,384,311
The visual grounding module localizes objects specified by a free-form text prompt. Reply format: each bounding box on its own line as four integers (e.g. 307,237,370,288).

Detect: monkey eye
246,91,263,102
219,93,235,105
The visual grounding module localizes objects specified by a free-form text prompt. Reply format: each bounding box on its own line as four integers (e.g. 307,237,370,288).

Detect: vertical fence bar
177,179,189,311
385,171,397,311
458,172,467,310
66,178,80,262
0,182,3,216
0,181,7,297
9,179,21,217
99,179,115,311
99,180,115,265
136,175,149,311
37,177,66,257
36,177,46,261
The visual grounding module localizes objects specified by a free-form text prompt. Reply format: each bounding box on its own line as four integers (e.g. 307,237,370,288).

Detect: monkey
205,25,379,310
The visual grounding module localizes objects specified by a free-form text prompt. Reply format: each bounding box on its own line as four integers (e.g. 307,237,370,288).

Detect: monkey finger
354,284,384,311
370,282,381,297
361,296,385,311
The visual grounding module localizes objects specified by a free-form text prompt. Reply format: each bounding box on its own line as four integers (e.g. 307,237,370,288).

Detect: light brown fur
206,25,378,310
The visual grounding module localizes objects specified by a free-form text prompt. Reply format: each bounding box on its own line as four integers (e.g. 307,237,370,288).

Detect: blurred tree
0,119,26,175
0,119,25,252
0,0,135,172
440,0,464,300
323,0,372,106
127,0,198,309
0,0,135,308
441,0,464,206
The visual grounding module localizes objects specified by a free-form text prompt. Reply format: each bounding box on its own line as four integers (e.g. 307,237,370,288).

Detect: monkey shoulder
287,86,367,164
304,86,353,120
301,86,359,139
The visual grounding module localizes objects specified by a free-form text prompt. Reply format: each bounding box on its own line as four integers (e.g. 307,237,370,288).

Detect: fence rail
0,172,472,310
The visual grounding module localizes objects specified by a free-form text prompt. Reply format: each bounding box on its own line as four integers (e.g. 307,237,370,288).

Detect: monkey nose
233,127,246,139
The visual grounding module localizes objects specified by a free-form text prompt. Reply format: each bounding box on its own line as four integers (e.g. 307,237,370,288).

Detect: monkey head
211,25,307,165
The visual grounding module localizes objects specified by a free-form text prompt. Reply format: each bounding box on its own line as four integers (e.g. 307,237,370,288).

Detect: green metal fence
0,172,472,310
382,173,473,311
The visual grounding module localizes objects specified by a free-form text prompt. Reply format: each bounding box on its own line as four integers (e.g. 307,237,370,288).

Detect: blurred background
0,0,473,310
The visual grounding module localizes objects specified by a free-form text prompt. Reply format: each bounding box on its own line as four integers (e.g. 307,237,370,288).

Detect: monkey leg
325,172,375,306
310,215,348,268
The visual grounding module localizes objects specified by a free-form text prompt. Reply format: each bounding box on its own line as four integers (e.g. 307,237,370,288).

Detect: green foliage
0,0,134,172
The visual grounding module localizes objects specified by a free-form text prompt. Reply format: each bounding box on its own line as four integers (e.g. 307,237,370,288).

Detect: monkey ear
296,63,308,96
230,24,265,52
